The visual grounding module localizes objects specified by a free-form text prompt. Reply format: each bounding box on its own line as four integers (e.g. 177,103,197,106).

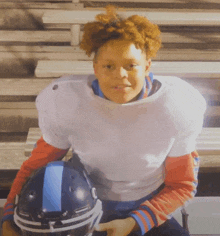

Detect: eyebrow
102,59,139,63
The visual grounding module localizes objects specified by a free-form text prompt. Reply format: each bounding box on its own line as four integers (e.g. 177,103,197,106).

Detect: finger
95,222,112,232
107,230,121,236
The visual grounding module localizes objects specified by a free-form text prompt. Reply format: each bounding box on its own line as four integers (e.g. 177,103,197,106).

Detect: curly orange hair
80,5,162,60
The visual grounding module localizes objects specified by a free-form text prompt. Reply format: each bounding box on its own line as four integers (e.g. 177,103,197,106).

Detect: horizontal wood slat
0,142,27,170
42,9,220,26
0,2,84,9
1,46,220,61
0,9,57,23
2,45,220,54
0,109,38,132
0,102,36,109
0,78,54,96
3,30,218,44
35,60,220,79
0,0,219,4
0,109,37,118
0,31,71,43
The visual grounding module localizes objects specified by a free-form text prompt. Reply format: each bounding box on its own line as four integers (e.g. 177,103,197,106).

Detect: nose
114,67,128,79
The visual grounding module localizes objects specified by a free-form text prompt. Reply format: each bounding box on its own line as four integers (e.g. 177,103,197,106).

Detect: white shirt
36,74,206,201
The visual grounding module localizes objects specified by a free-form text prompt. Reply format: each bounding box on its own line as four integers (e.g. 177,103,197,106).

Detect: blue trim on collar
149,72,154,83
91,79,105,98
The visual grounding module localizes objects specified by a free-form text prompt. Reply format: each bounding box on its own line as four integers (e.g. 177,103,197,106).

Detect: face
93,39,151,104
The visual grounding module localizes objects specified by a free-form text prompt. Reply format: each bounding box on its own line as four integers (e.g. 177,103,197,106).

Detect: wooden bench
2,32,220,61
35,5,220,131
43,9,220,26
0,78,55,133
1,1,220,132
0,142,27,194
41,8,220,46
37,6,220,85
35,60,220,79
173,196,220,235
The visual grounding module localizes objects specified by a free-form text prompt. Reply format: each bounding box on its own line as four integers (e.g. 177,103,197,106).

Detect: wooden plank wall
0,0,220,136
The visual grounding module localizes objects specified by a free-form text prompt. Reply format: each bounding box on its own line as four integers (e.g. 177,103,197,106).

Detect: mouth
113,85,131,90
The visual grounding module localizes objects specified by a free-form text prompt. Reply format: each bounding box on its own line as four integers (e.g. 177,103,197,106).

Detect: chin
113,97,136,104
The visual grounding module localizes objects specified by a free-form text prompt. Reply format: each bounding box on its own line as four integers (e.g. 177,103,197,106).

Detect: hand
95,217,139,236
2,220,22,236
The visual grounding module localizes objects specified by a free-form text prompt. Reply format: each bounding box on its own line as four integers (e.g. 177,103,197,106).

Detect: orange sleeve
7,136,69,203
129,151,199,235
1,136,69,227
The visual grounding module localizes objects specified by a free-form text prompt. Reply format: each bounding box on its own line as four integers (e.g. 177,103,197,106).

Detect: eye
104,65,112,69
128,64,137,68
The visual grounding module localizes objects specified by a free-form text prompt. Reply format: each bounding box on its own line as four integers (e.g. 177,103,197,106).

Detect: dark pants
93,217,190,236
91,182,190,236
142,217,190,236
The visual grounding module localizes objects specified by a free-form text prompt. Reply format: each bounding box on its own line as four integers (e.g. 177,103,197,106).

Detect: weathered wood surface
1,46,220,61
0,143,25,190
0,0,219,4
0,59,37,77
2,30,220,44
0,78,54,96
0,142,27,170
0,9,44,30
1,45,220,54
173,197,220,234
0,102,35,109
0,2,84,9
1,8,220,29
0,169,18,190
0,109,38,132
0,31,70,43
35,60,220,79
42,9,220,26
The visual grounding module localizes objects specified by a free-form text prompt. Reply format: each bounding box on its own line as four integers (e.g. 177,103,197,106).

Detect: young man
2,5,206,236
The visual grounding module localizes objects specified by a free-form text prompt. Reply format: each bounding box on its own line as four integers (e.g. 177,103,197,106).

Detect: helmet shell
14,161,102,236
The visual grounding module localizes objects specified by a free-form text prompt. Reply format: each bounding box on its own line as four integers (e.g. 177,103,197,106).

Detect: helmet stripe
42,162,64,212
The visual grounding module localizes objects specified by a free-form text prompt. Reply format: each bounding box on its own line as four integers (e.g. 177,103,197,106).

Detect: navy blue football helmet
14,161,103,236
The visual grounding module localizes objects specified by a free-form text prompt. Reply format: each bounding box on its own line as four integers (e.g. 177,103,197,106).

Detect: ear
145,58,152,76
